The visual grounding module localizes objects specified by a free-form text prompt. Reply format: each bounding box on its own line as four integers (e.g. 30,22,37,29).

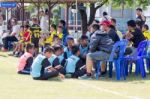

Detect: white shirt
40,15,49,33
11,25,20,39
101,15,111,21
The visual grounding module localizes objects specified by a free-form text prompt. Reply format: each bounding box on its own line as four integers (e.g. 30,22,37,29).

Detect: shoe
14,52,19,57
8,53,14,56
1,47,8,52
65,74,72,78
78,74,92,80
99,71,107,78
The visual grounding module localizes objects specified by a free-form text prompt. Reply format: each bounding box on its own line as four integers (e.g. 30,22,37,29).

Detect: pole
66,4,69,28
76,0,78,38
48,1,51,31
121,0,124,18
37,0,40,23
6,8,8,25
21,0,24,25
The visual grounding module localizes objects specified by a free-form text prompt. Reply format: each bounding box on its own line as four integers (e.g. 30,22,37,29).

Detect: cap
100,20,112,26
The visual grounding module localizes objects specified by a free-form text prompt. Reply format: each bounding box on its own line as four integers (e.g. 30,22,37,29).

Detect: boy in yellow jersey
45,24,57,45
57,26,63,39
30,18,41,56
142,24,150,39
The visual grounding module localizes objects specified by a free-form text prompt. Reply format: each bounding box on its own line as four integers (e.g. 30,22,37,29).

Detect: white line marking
67,79,141,99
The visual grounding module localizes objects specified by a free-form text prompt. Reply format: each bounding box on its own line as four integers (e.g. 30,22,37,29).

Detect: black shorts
33,70,59,80
31,38,39,48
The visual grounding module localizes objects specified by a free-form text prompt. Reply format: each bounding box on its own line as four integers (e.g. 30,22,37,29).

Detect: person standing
101,12,111,21
58,20,69,45
30,18,41,56
136,8,146,29
40,9,49,34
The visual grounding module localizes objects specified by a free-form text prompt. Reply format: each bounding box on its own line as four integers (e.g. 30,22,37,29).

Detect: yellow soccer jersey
143,31,150,39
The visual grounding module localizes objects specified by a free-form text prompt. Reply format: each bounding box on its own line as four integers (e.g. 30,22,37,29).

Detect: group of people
0,8,150,80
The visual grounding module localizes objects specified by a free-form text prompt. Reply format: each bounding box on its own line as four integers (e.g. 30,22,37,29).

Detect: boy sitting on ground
53,44,66,67
65,45,86,78
17,44,34,74
31,46,65,80
79,35,89,63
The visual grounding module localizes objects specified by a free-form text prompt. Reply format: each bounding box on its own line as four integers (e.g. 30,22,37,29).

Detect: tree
79,0,108,34
79,0,150,34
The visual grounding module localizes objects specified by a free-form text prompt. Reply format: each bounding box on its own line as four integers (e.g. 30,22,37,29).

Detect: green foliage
25,4,35,12
111,0,150,9
51,5,61,26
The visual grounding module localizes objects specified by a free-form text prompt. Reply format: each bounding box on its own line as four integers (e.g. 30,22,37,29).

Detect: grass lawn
0,52,150,99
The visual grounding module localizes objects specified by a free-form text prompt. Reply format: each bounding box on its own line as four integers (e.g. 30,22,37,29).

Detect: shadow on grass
0,54,8,57
18,74,63,82
78,72,150,83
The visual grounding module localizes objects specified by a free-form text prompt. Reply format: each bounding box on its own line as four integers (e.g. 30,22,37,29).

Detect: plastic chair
96,39,128,80
143,40,150,72
124,40,148,78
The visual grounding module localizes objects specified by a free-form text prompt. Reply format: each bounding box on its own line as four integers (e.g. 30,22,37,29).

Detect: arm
75,60,85,71
26,57,33,68
53,58,60,67
141,15,146,22
11,26,18,36
10,32,16,36
89,35,100,52
124,31,133,40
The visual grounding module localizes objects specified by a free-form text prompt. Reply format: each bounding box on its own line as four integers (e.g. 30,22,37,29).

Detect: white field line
67,79,141,99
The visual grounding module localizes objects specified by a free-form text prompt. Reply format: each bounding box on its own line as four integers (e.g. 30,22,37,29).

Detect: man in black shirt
124,20,145,56
125,20,145,48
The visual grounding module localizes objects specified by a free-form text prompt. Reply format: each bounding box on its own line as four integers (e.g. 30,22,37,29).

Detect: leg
86,51,110,74
101,62,106,72
72,68,86,78
43,69,59,80
2,36,18,50
86,53,94,74
18,70,30,75
80,51,110,79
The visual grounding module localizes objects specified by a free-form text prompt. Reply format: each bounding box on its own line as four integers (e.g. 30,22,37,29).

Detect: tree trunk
79,3,97,34
79,9,88,35
79,2,106,34
88,3,97,26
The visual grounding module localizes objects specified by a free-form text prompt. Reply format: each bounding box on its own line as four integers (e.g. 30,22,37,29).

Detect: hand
45,66,52,70
54,65,62,69
125,31,133,39
59,73,65,79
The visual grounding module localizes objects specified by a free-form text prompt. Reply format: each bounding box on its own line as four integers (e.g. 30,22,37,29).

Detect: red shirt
23,30,31,42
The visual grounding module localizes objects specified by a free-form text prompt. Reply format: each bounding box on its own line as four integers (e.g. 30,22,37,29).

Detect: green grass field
0,52,150,99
